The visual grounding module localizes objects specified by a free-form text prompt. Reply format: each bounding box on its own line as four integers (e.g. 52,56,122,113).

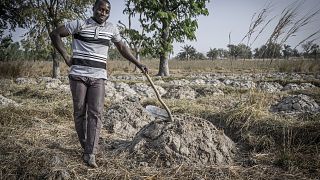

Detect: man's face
93,0,110,24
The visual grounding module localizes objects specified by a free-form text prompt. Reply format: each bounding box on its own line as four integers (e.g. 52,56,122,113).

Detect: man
50,0,148,168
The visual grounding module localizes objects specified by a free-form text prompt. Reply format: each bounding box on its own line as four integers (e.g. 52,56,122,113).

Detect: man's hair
94,0,110,7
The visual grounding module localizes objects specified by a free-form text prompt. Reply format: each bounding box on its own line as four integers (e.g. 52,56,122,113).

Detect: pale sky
108,0,320,55
8,0,320,56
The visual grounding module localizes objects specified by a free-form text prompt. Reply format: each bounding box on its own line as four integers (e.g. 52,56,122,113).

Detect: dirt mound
195,86,224,97
163,86,196,99
271,94,319,114
126,114,236,167
103,98,154,139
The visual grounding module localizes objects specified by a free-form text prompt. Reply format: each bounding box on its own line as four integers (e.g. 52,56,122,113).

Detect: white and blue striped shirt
65,18,121,79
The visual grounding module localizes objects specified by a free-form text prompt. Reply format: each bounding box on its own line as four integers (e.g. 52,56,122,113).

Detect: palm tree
207,48,218,60
178,45,196,61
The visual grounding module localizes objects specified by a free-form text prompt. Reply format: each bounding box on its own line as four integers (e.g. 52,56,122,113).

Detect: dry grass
1,59,319,79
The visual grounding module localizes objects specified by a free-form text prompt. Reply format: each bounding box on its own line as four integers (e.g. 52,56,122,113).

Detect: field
0,59,319,179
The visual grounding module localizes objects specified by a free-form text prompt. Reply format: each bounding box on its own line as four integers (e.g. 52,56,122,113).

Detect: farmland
0,59,319,179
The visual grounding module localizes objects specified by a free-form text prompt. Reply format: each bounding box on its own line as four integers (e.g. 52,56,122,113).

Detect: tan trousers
69,74,105,154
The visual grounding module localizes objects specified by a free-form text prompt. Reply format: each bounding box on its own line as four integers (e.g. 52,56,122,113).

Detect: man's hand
138,64,149,74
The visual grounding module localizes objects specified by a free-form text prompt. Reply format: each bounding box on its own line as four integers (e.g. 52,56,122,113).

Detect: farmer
50,0,148,168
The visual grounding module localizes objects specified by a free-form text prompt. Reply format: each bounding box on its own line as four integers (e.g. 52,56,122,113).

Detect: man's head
92,0,111,24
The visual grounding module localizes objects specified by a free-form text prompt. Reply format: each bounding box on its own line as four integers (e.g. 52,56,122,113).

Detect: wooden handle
143,73,174,122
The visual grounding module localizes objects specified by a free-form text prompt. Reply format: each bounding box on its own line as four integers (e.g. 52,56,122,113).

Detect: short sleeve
111,26,122,43
64,20,81,35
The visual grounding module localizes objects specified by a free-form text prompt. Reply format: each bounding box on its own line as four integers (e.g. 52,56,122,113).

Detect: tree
5,0,94,78
310,44,319,60
0,0,27,38
207,48,218,60
21,34,51,61
125,0,210,76
0,35,23,61
227,44,240,60
119,0,152,71
292,48,300,57
195,52,206,60
177,45,196,61
282,44,293,60
301,41,314,58
217,48,229,59
237,43,252,59
227,44,251,60
254,43,282,59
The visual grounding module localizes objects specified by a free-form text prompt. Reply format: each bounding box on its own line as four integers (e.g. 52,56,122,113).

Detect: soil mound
103,98,154,139
126,114,236,167
163,86,196,99
271,94,319,114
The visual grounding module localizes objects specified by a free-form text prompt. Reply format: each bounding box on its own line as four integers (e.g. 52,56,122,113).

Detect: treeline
0,35,53,62
176,42,319,61
1,33,319,62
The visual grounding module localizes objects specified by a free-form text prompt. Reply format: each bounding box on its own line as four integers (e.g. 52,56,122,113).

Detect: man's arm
114,41,148,73
49,25,72,67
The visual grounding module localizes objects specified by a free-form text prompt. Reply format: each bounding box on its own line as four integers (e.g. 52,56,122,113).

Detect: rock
103,98,154,139
105,81,117,99
258,82,283,92
126,114,236,166
190,79,206,85
168,79,190,86
15,77,37,85
109,82,137,102
57,85,70,93
36,77,62,89
282,83,301,91
131,83,167,99
153,80,166,85
0,95,19,107
145,105,169,119
271,94,319,114
163,86,196,100
206,79,225,87
300,83,316,89
223,79,256,89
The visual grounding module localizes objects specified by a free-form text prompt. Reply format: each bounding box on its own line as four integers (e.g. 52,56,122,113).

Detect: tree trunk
158,52,169,76
52,48,60,78
157,19,170,76
133,50,140,72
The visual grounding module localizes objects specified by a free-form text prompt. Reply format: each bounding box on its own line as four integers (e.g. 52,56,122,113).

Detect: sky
7,0,320,56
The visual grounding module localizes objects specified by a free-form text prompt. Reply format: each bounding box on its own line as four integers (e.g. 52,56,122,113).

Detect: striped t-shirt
65,18,121,79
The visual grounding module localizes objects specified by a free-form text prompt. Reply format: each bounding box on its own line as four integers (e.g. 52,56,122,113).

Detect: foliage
282,44,293,60
0,35,24,61
301,41,314,55
0,0,28,37
177,45,196,60
254,43,282,59
3,0,94,78
228,44,252,59
301,41,319,60
108,46,124,61
207,48,218,60
125,0,210,76
119,1,156,63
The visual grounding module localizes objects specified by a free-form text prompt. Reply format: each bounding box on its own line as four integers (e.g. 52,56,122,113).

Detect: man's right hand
139,64,149,74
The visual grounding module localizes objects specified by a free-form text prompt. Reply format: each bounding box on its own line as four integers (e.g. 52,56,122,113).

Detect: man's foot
83,154,98,168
